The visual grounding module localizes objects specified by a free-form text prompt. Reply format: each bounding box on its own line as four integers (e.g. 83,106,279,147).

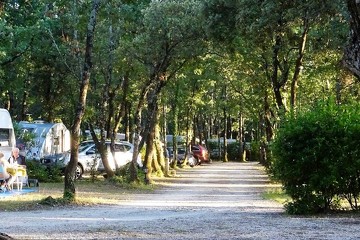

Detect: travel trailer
17,121,71,160
0,108,16,159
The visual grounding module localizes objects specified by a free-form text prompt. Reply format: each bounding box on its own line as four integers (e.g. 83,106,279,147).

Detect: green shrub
207,141,221,159
270,99,360,214
250,141,260,161
26,160,63,183
26,160,48,182
111,162,147,186
207,140,244,161
227,142,241,161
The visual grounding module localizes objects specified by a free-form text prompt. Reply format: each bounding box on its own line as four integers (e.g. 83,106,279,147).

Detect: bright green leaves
271,99,360,214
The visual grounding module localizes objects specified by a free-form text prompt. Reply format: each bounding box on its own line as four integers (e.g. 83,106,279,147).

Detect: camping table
7,165,27,191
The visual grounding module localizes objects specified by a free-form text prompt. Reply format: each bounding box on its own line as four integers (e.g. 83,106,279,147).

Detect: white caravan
17,121,71,160
0,108,16,160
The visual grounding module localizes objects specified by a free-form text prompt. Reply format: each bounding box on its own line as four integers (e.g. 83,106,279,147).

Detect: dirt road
1,161,360,239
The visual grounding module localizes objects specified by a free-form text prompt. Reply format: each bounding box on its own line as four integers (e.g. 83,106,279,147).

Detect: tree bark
343,0,360,80
223,107,228,162
143,80,165,183
271,35,286,112
162,104,170,176
264,92,274,142
170,84,180,168
238,112,246,162
154,116,166,176
95,23,115,178
290,17,309,108
129,79,153,182
144,102,158,183
64,0,100,201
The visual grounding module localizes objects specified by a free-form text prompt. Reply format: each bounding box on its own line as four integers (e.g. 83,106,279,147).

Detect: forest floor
1,161,359,240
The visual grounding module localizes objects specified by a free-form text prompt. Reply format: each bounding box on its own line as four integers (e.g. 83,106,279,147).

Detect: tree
343,0,360,81
0,1,46,117
125,0,206,182
64,0,100,201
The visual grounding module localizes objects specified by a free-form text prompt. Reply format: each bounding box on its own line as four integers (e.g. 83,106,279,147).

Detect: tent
17,121,71,160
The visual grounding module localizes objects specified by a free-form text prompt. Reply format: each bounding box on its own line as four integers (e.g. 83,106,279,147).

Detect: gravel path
1,161,360,239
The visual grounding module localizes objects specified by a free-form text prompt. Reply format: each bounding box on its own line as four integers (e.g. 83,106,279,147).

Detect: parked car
187,154,197,167
166,145,209,166
42,140,142,179
167,147,186,164
191,144,210,164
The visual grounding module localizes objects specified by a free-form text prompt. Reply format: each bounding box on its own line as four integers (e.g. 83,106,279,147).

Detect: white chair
9,165,27,191
12,173,22,191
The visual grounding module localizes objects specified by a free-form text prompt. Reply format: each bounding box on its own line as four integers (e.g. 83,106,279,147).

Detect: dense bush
250,141,261,162
270,100,360,214
207,141,243,161
227,142,241,161
26,160,63,183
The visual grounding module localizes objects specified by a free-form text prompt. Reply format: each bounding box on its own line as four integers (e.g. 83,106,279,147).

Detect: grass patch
0,177,156,212
262,187,291,204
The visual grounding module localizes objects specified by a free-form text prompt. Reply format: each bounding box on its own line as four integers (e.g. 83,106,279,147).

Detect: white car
62,140,142,179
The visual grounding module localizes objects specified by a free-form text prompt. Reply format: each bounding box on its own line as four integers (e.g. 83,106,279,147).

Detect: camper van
17,121,71,160
0,108,16,160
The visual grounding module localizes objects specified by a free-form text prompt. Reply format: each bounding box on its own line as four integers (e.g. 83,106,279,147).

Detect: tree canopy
0,0,359,198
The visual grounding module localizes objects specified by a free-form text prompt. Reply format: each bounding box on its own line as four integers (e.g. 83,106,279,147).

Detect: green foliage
39,196,70,207
250,141,261,162
227,142,241,161
202,0,239,45
109,163,149,188
207,141,242,161
270,99,360,214
26,160,63,183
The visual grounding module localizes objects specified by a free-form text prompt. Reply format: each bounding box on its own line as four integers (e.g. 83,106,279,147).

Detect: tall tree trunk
144,125,155,183
129,77,156,182
64,0,100,201
143,79,166,182
238,112,246,162
129,85,148,183
96,23,116,178
111,74,129,141
152,113,163,176
170,84,180,169
290,17,309,109
223,107,228,162
154,114,165,176
343,0,360,80
264,92,274,142
260,91,274,167
162,104,170,176
271,35,286,111
21,77,30,121
144,100,158,183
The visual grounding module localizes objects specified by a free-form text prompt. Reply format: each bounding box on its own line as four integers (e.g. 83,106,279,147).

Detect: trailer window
0,129,10,146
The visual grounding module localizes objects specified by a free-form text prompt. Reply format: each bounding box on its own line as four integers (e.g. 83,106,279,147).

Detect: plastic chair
9,166,27,191
11,174,22,191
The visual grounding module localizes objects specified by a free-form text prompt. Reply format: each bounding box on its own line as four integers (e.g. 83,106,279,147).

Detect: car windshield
79,142,94,152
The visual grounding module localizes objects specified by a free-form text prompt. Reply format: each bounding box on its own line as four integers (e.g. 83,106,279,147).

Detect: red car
191,145,210,164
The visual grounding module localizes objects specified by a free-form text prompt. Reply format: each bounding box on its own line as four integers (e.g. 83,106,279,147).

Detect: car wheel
193,158,199,166
75,164,83,179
